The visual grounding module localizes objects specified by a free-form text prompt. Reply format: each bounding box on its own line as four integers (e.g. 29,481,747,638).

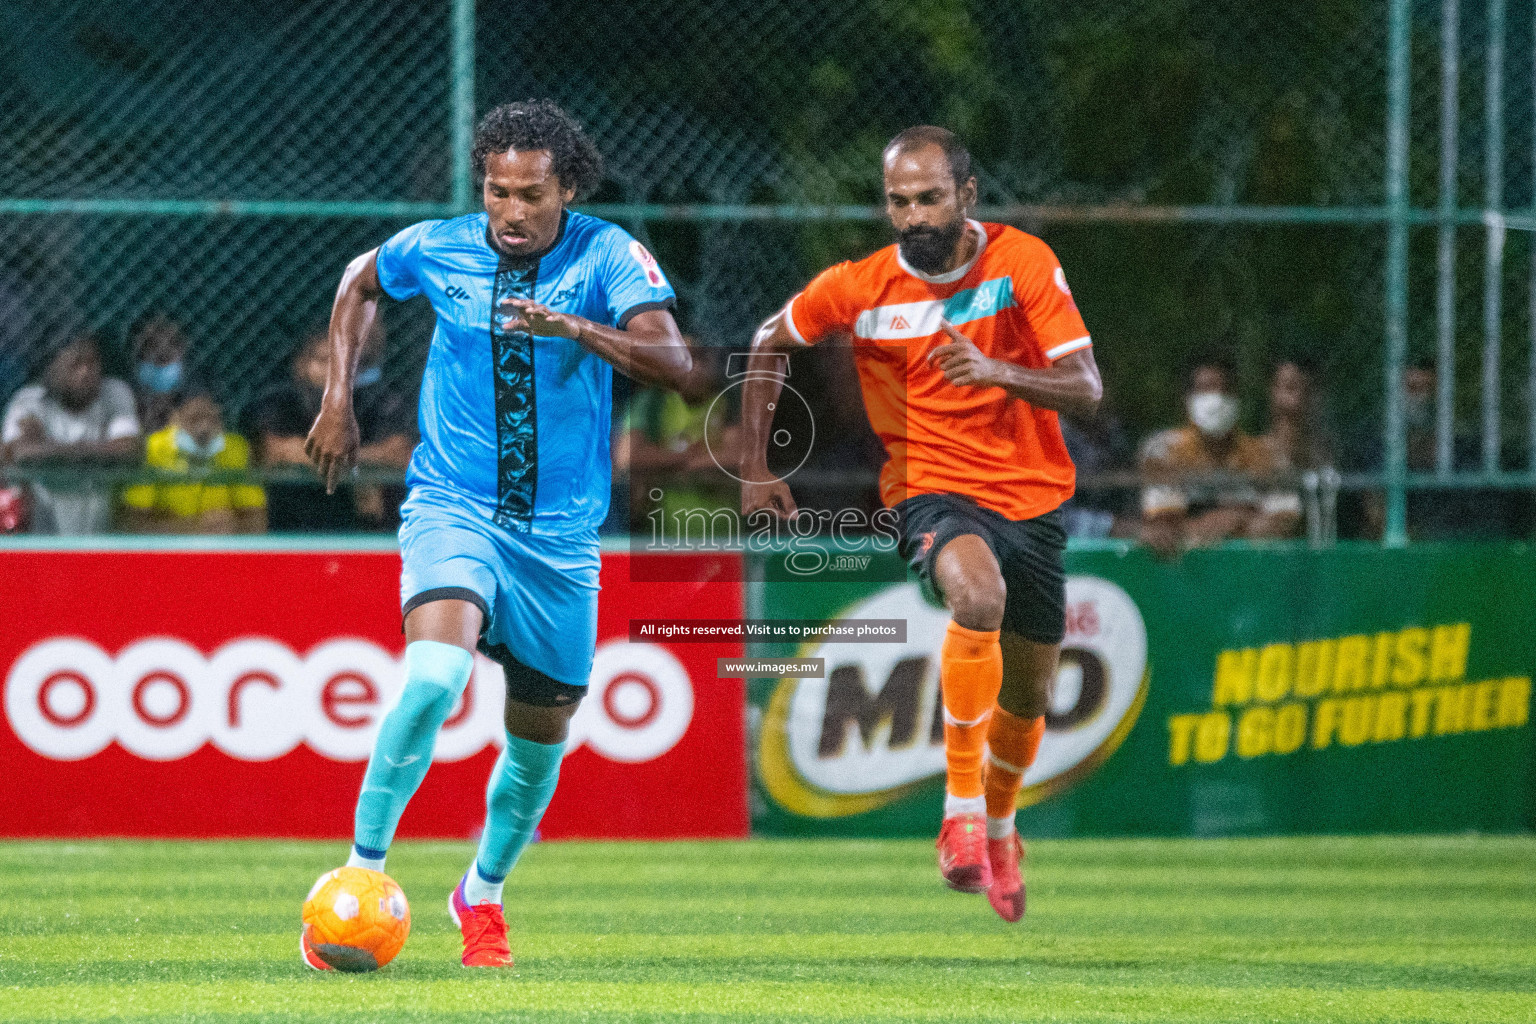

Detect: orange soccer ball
301,867,411,971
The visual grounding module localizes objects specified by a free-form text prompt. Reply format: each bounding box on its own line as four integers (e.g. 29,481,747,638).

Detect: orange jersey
786,220,1091,520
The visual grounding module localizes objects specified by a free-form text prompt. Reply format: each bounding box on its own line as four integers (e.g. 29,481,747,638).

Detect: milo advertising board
748,543,1536,837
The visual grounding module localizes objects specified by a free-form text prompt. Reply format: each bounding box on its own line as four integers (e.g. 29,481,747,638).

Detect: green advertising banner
748,542,1536,837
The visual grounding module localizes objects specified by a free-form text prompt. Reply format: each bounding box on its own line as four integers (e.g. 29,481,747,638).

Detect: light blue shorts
398,489,600,698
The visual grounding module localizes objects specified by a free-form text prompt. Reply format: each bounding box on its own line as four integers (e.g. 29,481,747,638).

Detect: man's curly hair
471,100,604,200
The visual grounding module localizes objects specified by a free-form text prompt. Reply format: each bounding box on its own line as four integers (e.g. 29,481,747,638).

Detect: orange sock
939,621,1003,804
984,707,1046,820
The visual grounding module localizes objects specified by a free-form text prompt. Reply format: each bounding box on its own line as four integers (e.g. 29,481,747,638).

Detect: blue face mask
355,365,383,388
137,361,184,394
173,427,225,461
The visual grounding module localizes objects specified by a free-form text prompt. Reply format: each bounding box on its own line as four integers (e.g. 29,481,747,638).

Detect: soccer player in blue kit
301,101,690,969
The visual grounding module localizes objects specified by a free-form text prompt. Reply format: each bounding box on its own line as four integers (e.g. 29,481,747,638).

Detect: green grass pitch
1,835,1533,1023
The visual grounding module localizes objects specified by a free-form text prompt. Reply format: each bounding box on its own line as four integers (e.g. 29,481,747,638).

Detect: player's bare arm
928,321,1103,418
738,305,799,518
499,298,691,388
305,247,382,493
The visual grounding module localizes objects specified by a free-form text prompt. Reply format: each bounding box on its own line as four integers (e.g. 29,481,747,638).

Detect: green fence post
1437,0,1460,478
1484,0,1507,475
1384,0,1412,546
451,0,477,214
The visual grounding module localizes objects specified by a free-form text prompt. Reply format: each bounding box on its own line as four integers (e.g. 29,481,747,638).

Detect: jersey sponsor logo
444,285,471,300
756,577,1148,816
628,240,667,288
5,636,693,766
852,277,1015,340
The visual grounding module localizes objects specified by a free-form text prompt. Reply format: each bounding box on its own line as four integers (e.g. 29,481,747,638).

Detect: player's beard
898,216,967,275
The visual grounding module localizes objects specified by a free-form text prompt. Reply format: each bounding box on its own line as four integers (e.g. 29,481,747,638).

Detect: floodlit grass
1,835,1533,1022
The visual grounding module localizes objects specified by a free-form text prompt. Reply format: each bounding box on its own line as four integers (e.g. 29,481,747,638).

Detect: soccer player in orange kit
740,126,1102,922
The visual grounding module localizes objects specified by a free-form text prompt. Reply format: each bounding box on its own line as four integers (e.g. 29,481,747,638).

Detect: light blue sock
463,734,564,904
352,641,474,856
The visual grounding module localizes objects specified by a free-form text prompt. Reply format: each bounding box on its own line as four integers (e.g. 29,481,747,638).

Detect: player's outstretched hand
742,477,797,520
500,298,581,339
305,404,361,495
928,321,1002,389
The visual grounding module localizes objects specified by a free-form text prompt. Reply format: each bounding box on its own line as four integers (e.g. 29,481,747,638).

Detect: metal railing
2,0,1535,546
9,462,1530,547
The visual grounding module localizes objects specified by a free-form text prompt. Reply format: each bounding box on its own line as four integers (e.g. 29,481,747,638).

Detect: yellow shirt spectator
123,426,266,519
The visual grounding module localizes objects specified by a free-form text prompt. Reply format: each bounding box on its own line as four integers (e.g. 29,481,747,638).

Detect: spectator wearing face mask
1345,360,1516,540
0,335,142,534
1137,360,1291,556
128,313,212,433
121,394,266,534
250,330,415,532
249,332,356,531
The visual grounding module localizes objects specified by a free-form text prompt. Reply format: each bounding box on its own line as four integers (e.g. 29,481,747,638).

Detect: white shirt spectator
2,378,140,534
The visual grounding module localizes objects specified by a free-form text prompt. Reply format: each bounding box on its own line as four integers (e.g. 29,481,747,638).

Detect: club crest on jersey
1054,267,1072,295
629,240,667,288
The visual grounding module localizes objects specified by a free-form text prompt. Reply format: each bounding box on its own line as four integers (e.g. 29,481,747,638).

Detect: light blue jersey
376,210,675,534
380,209,674,688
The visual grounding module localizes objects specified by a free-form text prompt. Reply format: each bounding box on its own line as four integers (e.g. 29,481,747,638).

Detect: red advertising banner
0,548,747,840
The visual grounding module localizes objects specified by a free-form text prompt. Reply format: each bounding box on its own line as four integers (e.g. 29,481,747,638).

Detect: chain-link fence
2,0,1535,539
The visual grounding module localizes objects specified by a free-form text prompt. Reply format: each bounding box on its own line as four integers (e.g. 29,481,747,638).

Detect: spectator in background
252,329,414,532
1138,360,1293,556
350,321,417,529
1058,389,1137,539
128,312,211,433
1399,359,1450,477
1348,360,1516,540
0,335,142,534
1252,359,1334,540
121,394,266,534
616,343,741,530
1261,359,1334,475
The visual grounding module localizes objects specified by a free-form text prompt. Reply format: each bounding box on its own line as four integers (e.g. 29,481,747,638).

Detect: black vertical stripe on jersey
489,258,539,531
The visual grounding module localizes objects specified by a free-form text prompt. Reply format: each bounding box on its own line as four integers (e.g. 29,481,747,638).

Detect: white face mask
1187,391,1239,439
174,427,226,460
